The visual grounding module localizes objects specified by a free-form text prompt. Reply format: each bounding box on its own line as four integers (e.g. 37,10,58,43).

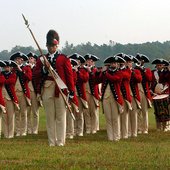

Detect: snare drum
153,94,170,122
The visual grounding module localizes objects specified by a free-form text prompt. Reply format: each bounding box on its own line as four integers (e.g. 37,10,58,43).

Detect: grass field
0,108,169,170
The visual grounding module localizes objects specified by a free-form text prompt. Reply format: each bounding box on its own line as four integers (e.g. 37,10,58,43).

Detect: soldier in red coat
10,52,32,137
97,55,124,141
66,58,79,139
135,53,152,134
69,53,89,136
2,60,19,138
115,53,132,139
33,30,76,146
26,52,40,135
0,60,6,138
84,54,100,134
127,55,142,137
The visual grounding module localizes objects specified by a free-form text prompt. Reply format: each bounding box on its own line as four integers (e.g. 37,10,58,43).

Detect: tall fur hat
46,29,59,46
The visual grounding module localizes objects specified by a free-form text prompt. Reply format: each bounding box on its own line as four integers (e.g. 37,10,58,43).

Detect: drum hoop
153,94,169,100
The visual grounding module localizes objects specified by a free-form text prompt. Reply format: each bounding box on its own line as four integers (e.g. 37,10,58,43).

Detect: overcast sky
1,0,170,51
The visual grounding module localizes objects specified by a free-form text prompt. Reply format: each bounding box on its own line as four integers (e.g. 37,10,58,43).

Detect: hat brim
27,52,38,59
70,59,78,66
152,59,169,65
91,55,99,61
104,56,125,64
0,60,6,67
136,54,150,63
10,52,28,61
69,54,78,60
69,53,86,63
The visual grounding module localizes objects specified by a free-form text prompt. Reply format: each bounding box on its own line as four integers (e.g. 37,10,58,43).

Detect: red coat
76,67,89,101
33,53,75,97
135,67,152,101
130,68,142,103
0,73,5,107
98,69,124,106
2,71,18,105
120,67,132,103
88,67,100,100
13,65,32,101
71,69,79,108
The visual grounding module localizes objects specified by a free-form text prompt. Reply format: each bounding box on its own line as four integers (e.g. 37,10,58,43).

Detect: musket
22,14,75,120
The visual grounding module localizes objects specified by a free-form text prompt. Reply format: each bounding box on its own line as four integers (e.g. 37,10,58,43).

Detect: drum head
153,94,169,100
154,83,164,94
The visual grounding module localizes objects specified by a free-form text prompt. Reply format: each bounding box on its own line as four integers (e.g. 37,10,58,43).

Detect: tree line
0,41,170,67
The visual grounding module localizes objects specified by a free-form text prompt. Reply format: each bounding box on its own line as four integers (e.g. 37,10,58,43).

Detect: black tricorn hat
3,60,18,67
115,53,125,58
0,60,6,67
84,54,99,61
27,52,38,60
126,55,139,63
10,51,28,61
136,53,150,63
46,29,59,46
70,59,79,66
104,56,125,64
152,58,169,65
69,53,86,63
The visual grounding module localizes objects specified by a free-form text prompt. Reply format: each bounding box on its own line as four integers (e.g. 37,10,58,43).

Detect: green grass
0,108,169,170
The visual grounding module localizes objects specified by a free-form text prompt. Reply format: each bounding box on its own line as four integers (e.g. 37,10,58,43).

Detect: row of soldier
0,52,39,138
0,29,169,146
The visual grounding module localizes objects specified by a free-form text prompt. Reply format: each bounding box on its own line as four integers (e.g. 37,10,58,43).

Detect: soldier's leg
103,97,114,141
27,105,32,134
141,96,149,133
129,98,138,137
90,96,98,134
31,92,39,134
15,93,22,136
111,96,120,141
83,93,91,134
43,97,56,146
76,98,84,136
120,101,129,139
20,93,28,136
66,107,74,139
54,94,66,146
6,100,15,138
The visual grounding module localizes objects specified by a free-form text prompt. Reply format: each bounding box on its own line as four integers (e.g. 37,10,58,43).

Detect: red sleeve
133,69,142,83
32,58,44,94
122,68,131,80
0,74,5,84
64,57,75,93
5,72,16,85
144,68,152,81
105,71,122,82
22,66,32,81
78,68,89,82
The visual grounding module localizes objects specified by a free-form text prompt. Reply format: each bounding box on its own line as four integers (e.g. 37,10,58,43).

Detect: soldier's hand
102,66,108,72
17,65,22,72
44,59,50,70
37,94,42,101
37,94,43,107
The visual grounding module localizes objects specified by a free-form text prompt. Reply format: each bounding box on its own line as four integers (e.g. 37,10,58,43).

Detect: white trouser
27,91,39,134
15,91,27,135
103,95,120,141
3,100,15,138
42,81,66,146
